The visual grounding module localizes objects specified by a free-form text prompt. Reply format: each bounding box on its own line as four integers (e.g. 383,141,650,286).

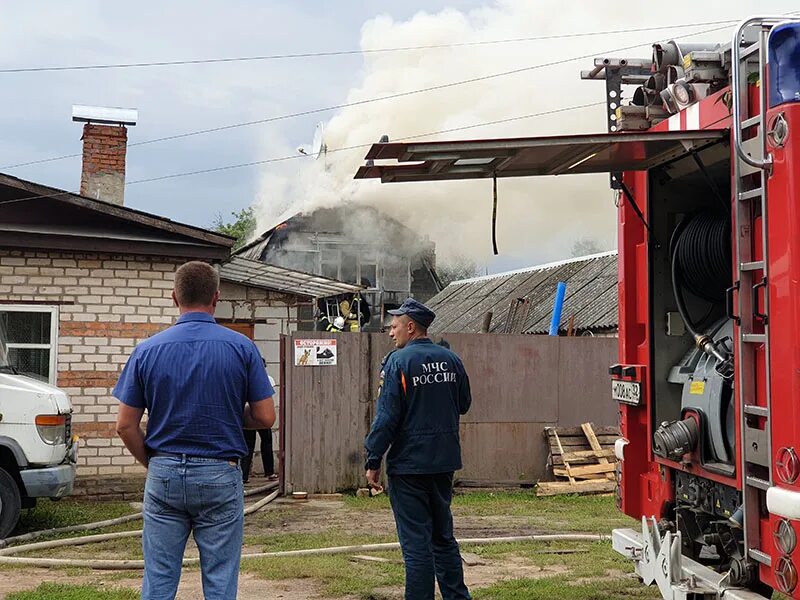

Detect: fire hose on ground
0,482,607,570
0,482,280,549
0,531,606,570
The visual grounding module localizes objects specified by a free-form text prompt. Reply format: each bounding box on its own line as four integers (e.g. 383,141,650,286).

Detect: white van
0,313,77,539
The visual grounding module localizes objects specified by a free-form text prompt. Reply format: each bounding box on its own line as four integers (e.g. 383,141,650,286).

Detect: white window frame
0,304,59,385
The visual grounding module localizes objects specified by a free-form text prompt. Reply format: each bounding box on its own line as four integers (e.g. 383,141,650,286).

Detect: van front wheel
0,467,21,539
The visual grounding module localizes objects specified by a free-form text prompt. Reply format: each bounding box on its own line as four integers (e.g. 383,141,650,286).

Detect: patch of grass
13,499,138,540
343,493,392,512
242,552,404,598
244,529,396,552
6,583,138,600
472,575,662,599
242,529,404,598
452,491,635,533
345,490,636,534
471,539,630,578
21,534,143,560
0,500,142,570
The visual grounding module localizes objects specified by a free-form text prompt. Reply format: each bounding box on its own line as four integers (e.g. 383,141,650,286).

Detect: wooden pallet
538,423,620,496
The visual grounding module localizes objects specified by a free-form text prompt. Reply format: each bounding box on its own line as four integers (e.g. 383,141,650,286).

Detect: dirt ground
0,487,631,599
0,563,569,600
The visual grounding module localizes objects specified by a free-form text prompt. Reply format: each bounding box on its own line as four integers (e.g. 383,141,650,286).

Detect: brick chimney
72,105,138,206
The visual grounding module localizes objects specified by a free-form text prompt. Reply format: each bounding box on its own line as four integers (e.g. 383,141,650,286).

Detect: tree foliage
570,237,602,258
437,254,482,287
212,207,257,251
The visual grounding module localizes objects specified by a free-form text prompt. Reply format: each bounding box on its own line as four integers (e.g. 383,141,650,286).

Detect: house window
359,254,378,289
382,255,411,293
282,250,318,275
319,245,341,280
320,262,339,280
340,252,358,284
0,306,59,384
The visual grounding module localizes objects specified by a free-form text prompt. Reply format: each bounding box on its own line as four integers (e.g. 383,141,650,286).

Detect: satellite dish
311,122,327,160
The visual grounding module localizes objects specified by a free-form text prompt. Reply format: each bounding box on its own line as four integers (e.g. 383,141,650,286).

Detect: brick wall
217,281,300,474
0,249,299,490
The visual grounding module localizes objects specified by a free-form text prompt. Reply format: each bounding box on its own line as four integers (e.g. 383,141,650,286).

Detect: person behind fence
243,371,278,483
364,297,472,600
114,261,276,600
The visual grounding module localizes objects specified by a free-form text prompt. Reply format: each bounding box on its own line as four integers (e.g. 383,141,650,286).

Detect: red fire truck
355,16,800,599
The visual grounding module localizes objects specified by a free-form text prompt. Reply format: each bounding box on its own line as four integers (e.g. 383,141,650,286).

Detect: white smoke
254,0,792,267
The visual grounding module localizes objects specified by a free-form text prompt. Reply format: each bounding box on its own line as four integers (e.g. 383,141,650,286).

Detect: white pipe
243,490,280,516
0,514,143,549
0,533,606,570
243,482,280,498
0,481,279,549
0,531,143,555
0,489,281,557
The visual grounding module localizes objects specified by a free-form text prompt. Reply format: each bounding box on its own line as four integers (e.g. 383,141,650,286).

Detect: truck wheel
0,467,22,539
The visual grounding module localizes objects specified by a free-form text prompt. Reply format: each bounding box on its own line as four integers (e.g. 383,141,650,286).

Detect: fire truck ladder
731,16,784,569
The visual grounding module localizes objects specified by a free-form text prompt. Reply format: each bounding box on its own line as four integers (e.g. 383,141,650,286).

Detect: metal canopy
219,256,363,299
354,130,727,183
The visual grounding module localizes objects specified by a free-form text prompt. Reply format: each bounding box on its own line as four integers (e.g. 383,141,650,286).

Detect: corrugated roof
427,251,618,334
219,257,363,299
236,235,270,261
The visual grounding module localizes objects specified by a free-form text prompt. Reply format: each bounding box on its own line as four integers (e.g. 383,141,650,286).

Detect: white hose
0,533,606,570
0,481,279,549
1,531,143,555
0,487,281,558
243,490,280,516
0,514,143,549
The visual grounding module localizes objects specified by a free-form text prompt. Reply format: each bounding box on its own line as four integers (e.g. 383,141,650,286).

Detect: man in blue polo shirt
114,261,275,600
365,298,472,600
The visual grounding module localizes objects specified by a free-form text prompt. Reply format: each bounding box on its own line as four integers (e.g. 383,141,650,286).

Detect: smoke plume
254,0,774,268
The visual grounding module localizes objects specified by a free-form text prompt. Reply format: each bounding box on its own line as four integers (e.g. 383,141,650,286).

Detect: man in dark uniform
364,298,472,600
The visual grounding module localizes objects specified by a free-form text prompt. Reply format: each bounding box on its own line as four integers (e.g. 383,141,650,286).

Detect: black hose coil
673,211,732,305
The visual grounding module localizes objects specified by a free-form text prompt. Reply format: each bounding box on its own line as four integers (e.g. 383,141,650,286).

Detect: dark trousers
388,473,471,600
242,429,274,480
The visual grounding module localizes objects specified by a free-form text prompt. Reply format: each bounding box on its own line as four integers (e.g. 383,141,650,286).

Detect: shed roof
427,251,618,334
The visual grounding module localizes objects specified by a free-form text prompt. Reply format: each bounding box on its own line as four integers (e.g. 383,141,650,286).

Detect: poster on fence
294,339,337,366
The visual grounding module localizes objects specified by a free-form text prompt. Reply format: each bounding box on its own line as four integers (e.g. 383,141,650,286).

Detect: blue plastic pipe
549,282,567,336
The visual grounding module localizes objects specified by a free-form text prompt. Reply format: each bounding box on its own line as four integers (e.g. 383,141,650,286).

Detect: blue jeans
388,473,471,600
142,455,244,600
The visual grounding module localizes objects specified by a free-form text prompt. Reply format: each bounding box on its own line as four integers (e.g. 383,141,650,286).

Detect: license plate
612,379,641,405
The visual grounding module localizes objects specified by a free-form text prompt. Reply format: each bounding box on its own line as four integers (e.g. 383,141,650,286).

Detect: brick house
0,112,361,496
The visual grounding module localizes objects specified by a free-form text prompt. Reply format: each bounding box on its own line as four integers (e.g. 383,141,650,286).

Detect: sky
0,1,796,273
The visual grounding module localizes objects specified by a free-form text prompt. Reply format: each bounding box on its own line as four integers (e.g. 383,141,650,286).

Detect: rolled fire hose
0,482,279,549
0,533,606,570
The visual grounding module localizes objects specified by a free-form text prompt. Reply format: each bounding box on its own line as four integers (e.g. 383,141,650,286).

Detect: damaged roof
235,205,435,262
427,251,618,335
220,256,363,299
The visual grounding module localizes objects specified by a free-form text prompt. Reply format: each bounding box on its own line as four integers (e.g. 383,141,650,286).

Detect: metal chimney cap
72,105,138,126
